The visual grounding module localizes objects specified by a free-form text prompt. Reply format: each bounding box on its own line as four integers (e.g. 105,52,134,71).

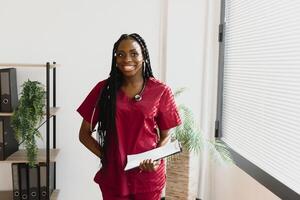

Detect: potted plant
11,80,45,167
165,88,232,199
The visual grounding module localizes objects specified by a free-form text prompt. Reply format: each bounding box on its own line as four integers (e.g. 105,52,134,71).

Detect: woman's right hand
139,159,161,172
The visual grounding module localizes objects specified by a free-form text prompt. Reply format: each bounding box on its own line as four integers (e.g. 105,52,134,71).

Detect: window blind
222,0,300,195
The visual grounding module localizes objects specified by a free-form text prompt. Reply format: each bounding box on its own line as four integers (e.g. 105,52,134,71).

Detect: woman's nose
124,54,133,62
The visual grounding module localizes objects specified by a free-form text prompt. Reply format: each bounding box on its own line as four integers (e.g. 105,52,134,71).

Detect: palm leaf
168,88,233,164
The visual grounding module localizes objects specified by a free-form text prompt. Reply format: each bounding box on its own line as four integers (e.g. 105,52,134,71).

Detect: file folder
39,163,47,200
0,68,18,112
0,119,3,160
49,162,55,194
0,117,18,161
28,165,39,200
12,163,21,200
39,162,55,200
19,163,29,200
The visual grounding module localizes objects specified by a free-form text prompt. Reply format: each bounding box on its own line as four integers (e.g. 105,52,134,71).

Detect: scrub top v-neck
77,77,181,195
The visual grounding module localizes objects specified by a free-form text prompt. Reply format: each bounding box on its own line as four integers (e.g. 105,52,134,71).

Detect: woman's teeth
124,65,135,71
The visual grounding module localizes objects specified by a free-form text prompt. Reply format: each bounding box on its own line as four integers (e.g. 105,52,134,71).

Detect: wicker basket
165,148,191,200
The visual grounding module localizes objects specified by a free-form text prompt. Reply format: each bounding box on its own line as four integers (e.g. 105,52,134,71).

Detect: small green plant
11,80,45,167
170,87,233,163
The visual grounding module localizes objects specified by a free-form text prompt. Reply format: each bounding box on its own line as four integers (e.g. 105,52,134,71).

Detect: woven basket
165,148,191,200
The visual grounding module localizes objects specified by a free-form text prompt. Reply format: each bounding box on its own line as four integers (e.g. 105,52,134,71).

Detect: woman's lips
122,65,135,71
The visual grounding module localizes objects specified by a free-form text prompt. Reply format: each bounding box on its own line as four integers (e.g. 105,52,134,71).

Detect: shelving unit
0,62,60,200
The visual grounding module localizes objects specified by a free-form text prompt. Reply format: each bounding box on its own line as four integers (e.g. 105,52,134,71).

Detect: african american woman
77,33,181,200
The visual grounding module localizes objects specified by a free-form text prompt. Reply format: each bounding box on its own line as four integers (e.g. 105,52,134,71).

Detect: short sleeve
76,80,106,128
156,86,181,130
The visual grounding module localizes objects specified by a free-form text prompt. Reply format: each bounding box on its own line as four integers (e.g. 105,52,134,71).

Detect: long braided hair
97,33,154,164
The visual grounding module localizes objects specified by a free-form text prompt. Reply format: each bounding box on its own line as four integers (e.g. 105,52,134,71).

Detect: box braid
129,33,154,78
97,33,154,163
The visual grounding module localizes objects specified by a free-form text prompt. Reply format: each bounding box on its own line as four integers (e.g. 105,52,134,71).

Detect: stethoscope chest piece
134,94,142,101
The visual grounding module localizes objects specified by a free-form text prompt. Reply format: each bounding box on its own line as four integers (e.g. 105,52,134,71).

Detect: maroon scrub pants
100,185,162,200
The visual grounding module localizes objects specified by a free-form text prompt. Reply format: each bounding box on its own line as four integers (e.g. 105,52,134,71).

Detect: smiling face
115,38,144,78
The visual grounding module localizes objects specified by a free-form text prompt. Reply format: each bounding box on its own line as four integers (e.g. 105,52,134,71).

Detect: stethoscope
133,79,146,101
90,79,146,132
90,94,101,133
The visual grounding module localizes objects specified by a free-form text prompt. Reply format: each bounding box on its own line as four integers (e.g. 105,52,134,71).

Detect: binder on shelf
19,163,29,200
28,165,39,200
39,162,55,200
12,163,21,200
39,162,47,200
0,117,19,160
0,119,3,160
49,162,55,195
0,68,18,112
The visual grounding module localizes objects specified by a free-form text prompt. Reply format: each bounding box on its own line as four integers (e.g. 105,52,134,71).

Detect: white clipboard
124,140,182,171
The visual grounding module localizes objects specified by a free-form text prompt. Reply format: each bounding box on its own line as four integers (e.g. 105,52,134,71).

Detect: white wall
0,1,162,199
165,0,207,199
212,164,281,200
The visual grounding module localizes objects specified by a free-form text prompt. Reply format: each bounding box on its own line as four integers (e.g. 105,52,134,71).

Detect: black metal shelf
0,62,59,200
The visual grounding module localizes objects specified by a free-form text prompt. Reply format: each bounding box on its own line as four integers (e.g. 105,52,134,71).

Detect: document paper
124,140,182,171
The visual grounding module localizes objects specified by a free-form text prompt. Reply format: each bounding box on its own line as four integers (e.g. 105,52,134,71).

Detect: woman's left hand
139,159,161,172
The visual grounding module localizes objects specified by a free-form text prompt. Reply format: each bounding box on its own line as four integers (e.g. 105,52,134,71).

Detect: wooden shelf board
0,112,14,116
49,107,60,116
0,63,59,69
51,189,60,200
0,189,59,200
1,149,60,163
0,107,60,117
0,191,11,200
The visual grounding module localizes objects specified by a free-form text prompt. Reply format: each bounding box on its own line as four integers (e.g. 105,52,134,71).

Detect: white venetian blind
222,0,300,194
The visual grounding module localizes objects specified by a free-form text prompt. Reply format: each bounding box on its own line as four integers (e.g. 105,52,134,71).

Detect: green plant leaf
168,88,234,164
11,79,46,167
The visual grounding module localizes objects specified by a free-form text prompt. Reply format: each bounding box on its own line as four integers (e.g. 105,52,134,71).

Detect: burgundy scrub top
77,77,181,195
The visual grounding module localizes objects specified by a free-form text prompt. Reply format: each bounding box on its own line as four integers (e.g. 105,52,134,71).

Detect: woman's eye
131,52,138,57
116,53,123,57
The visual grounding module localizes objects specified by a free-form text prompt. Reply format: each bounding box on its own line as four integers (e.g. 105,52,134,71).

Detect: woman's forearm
79,120,102,158
157,129,171,147
79,134,102,158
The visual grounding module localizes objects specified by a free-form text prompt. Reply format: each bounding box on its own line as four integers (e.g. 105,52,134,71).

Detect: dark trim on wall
215,0,226,139
224,141,300,200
